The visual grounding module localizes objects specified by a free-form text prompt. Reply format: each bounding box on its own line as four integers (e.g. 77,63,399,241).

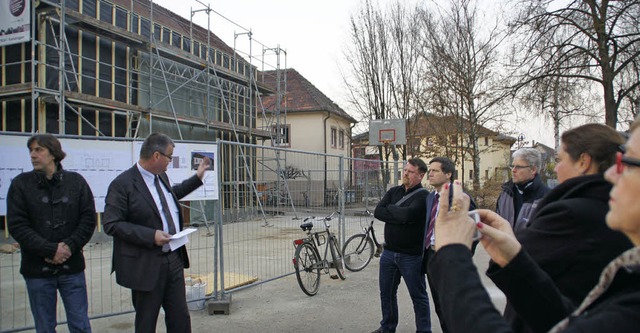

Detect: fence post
338,155,345,244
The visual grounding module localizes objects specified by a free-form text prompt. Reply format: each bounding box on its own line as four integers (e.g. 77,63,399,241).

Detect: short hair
429,156,456,177
512,148,542,172
561,123,624,173
139,133,175,160
27,134,66,164
407,158,428,174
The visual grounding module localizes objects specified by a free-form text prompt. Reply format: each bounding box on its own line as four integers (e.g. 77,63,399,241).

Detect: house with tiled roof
259,68,357,153
409,113,516,187
256,68,358,206
353,114,515,188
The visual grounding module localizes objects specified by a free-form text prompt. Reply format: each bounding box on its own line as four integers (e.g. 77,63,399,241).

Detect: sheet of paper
169,227,197,251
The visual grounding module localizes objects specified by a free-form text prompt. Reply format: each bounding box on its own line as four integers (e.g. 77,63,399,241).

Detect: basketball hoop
369,119,406,146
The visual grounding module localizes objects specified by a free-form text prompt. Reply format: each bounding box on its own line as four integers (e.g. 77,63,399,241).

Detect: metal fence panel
0,141,405,331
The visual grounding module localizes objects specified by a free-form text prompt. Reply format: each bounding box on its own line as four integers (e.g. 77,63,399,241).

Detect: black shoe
371,329,392,333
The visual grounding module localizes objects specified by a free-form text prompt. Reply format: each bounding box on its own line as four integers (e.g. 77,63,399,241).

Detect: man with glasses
496,148,550,231
103,133,210,333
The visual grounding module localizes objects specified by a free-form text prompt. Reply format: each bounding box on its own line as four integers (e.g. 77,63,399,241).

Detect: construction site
0,1,404,331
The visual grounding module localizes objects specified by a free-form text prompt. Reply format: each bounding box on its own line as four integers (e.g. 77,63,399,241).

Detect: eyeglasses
616,151,640,174
157,151,173,161
510,165,531,170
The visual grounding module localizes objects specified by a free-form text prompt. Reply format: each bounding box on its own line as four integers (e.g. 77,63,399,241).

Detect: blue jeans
25,272,92,333
378,249,431,333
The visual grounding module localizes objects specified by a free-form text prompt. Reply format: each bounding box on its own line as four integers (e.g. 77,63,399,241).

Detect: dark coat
374,183,428,255
501,174,633,333
428,244,640,333
103,165,202,291
496,174,550,230
7,167,97,278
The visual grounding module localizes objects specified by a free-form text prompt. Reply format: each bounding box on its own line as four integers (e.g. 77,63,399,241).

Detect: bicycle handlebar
301,211,340,231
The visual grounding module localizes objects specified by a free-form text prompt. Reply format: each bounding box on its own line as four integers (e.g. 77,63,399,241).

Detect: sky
152,0,555,147
153,0,357,110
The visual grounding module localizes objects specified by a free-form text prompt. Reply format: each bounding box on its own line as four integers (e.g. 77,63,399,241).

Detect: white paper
169,228,197,251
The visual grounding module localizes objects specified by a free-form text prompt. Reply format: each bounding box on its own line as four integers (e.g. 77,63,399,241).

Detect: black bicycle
342,210,383,272
292,211,346,296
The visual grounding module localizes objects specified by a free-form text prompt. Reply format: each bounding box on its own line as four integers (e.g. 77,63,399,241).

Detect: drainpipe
323,111,330,206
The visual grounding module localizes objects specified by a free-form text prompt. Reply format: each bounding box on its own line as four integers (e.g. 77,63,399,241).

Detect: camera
468,210,481,241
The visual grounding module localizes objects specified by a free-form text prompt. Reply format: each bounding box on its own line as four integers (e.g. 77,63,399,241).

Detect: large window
339,129,345,149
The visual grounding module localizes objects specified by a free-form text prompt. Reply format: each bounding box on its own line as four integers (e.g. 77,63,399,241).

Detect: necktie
548,247,640,332
425,193,439,246
154,175,176,235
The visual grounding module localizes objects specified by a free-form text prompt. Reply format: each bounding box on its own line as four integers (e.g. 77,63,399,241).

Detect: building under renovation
0,0,295,220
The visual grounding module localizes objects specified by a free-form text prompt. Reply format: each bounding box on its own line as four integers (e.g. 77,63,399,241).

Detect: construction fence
0,140,405,332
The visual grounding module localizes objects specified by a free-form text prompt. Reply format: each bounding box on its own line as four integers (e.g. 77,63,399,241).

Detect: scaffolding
0,0,295,221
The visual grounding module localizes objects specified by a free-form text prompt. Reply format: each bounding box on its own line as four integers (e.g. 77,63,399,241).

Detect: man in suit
423,157,476,333
103,133,210,333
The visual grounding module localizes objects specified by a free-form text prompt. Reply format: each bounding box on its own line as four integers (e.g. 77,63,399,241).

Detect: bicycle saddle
300,222,314,231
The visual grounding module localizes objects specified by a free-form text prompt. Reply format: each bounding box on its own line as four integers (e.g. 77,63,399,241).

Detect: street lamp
517,134,525,148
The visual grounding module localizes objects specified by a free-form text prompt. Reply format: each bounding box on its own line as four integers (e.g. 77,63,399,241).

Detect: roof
259,69,358,123
533,141,555,154
113,0,236,59
412,113,516,144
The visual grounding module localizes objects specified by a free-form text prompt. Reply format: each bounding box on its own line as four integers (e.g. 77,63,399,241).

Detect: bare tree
386,2,424,159
417,0,511,191
508,0,640,128
515,44,598,150
342,0,424,161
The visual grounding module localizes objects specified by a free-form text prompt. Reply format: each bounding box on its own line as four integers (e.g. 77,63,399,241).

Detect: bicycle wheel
342,234,374,272
293,242,321,296
329,236,346,280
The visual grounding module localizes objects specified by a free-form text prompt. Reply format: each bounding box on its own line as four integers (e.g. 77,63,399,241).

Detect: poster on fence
132,142,219,201
0,135,219,215
0,0,30,47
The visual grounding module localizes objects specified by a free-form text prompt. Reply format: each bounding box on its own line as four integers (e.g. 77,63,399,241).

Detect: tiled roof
412,113,516,143
259,69,357,123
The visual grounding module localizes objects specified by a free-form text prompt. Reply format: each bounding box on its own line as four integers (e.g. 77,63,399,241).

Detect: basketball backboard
369,119,406,146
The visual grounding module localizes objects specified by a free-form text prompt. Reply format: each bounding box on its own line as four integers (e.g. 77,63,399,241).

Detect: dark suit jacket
424,190,477,241
103,164,203,291
423,189,478,269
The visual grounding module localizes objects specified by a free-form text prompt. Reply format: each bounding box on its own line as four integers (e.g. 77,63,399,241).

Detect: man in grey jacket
496,148,550,231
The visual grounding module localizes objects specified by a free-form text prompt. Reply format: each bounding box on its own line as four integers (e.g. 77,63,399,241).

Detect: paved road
83,247,506,333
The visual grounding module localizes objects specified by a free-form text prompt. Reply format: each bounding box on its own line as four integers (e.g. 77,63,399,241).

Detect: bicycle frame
293,228,332,272
292,211,345,296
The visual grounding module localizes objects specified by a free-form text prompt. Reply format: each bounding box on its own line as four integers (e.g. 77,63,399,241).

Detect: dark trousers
425,247,449,333
131,251,191,333
378,249,432,333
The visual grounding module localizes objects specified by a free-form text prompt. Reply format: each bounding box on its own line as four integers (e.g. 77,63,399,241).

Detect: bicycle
292,211,346,296
342,209,384,272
